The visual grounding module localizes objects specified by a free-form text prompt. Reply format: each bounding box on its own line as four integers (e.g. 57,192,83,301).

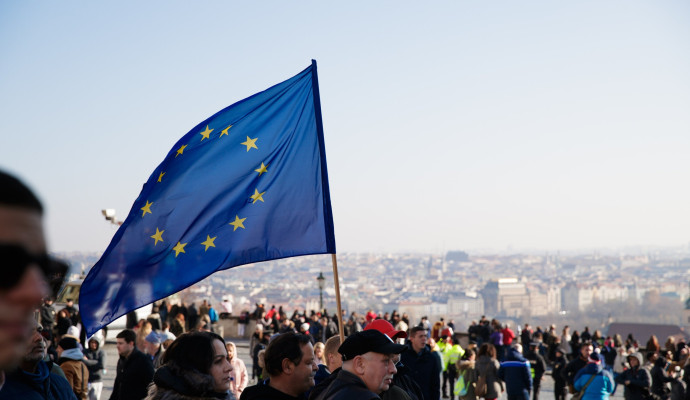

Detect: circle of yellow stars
141,122,272,258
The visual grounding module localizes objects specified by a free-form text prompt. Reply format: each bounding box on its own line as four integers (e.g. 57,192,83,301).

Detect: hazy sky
2,1,689,254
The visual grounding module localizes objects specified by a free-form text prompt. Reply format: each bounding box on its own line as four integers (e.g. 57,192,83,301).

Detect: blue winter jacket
0,360,77,400
498,348,532,395
573,363,614,400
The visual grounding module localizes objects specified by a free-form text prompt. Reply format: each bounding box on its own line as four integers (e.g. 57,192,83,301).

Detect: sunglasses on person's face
0,244,67,295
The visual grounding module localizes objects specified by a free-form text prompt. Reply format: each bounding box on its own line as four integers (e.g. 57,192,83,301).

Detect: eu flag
80,61,335,336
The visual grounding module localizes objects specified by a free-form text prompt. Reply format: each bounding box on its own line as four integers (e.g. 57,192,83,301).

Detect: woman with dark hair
144,331,235,400
475,343,504,400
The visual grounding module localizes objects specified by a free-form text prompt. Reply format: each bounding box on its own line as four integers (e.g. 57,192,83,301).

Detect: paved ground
100,339,624,400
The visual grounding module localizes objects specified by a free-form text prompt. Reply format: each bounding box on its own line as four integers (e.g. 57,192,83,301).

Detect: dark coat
651,358,674,399
614,353,651,400
526,350,546,380
562,356,589,387
400,345,442,400
111,348,155,400
498,348,532,395
311,369,379,400
0,360,77,400
240,381,305,400
476,355,504,399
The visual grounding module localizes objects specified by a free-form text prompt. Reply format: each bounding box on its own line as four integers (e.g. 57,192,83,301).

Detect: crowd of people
1,169,690,400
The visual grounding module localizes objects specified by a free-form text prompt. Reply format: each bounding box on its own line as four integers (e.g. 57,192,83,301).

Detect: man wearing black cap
312,330,406,400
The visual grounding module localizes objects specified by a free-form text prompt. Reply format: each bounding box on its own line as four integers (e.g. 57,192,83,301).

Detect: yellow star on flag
150,228,164,246
229,215,246,231
250,189,265,204
199,125,213,141
175,144,187,157
140,200,153,217
201,235,216,251
255,162,268,176
241,136,258,152
172,242,187,257
157,172,165,182
220,124,232,137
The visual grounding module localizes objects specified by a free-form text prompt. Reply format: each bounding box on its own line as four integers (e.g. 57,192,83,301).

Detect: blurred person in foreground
144,331,235,400
312,329,406,400
0,317,76,399
0,171,59,391
241,332,317,400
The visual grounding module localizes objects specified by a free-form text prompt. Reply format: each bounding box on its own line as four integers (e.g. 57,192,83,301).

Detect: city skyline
2,1,689,254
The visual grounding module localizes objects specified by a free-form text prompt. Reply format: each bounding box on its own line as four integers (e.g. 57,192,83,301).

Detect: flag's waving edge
80,61,336,337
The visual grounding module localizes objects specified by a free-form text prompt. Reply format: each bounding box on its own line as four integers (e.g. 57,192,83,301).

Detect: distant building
606,322,688,344
447,293,484,321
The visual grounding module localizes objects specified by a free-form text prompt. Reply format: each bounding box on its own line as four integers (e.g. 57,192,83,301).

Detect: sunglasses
0,244,68,295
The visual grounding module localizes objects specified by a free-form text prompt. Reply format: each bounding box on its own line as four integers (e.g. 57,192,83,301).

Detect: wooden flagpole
331,254,345,341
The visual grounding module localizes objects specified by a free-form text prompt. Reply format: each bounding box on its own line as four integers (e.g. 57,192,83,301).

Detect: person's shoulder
242,383,302,400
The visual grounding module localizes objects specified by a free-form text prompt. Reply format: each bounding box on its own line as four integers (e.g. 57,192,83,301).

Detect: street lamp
317,272,325,311
101,209,122,225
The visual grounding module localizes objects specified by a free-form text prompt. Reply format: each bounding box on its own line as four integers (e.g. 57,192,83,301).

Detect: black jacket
0,360,77,400
240,381,305,400
110,348,155,400
614,356,651,400
526,350,546,380
561,356,588,386
400,345,442,400
651,358,674,398
311,369,379,400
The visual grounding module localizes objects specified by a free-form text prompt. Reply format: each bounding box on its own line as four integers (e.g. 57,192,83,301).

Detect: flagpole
331,253,345,341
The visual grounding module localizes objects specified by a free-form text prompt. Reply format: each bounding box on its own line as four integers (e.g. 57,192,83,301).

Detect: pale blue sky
2,1,689,254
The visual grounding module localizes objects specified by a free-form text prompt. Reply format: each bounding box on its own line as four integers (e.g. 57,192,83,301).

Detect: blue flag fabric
80,61,335,336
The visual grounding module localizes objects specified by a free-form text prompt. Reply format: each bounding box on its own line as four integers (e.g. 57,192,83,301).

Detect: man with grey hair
498,343,532,400
1,318,76,398
313,330,406,400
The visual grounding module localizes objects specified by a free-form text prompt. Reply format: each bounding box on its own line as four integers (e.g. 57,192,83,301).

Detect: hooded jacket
573,362,614,400
58,348,88,400
227,342,248,399
83,340,106,383
144,364,234,400
614,353,651,400
498,348,532,395
1,360,78,400
456,359,477,400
